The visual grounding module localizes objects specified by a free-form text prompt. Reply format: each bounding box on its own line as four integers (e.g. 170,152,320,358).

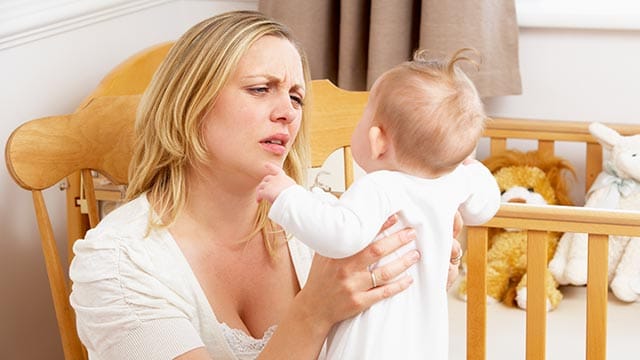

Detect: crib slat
526,230,548,360
537,140,555,155
466,227,488,360
586,234,608,360
585,143,603,192
490,138,507,156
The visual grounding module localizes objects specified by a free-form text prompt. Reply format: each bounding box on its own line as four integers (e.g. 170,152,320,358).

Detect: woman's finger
355,228,417,268
446,239,463,289
379,213,398,232
449,239,462,265
368,249,420,289
365,274,414,303
447,263,460,290
301,226,419,324
453,211,464,239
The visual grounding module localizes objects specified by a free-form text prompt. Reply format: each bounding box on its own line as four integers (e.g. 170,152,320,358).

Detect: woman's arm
174,348,211,359
259,216,419,359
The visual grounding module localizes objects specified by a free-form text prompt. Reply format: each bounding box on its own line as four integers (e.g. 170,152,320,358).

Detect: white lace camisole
220,323,277,360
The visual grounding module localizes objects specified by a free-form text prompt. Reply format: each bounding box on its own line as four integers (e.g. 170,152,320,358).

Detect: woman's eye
250,87,269,94
290,95,304,107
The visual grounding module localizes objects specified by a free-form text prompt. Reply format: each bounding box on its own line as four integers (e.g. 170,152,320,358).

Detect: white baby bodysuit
269,163,500,359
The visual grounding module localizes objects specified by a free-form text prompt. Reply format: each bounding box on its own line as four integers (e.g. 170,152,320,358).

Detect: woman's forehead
234,35,305,88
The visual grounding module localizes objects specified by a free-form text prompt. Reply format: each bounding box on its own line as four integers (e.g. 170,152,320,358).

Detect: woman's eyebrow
242,74,305,94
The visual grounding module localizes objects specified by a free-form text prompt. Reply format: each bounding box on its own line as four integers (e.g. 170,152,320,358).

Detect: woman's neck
176,166,262,245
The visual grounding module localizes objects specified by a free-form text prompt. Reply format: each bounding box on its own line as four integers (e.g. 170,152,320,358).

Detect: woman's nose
271,95,296,124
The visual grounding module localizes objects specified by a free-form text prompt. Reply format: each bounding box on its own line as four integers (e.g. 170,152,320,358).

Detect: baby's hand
257,163,296,203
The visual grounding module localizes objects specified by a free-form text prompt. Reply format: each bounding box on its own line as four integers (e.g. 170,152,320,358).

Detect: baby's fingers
264,162,283,175
256,181,269,202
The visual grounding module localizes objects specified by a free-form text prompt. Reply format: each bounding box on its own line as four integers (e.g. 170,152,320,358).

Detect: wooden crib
463,119,640,360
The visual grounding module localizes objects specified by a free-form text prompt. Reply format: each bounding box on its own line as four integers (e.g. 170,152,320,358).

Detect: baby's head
352,48,486,177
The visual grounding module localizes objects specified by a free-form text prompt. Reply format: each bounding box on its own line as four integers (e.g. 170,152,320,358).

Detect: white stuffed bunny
549,122,640,302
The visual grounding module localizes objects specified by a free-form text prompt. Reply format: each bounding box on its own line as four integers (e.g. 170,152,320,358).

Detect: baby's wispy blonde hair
373,48,486,176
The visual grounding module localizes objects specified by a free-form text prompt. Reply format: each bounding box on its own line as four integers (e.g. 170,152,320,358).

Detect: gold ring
370,270,378,288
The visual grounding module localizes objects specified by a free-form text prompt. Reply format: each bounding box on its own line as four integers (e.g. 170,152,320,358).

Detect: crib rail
485,117,639,192
466,204,640,360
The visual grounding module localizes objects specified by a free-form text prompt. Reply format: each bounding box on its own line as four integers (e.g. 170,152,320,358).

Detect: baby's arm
269,175,390,259
257,163,297,203
458,160,501,225
257,163,373,258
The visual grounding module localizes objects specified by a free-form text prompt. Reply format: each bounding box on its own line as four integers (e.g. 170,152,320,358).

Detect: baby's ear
368,126,389,159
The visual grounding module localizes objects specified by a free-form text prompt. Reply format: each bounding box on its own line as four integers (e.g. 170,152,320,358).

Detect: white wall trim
517,0,640,31
0,0,175,50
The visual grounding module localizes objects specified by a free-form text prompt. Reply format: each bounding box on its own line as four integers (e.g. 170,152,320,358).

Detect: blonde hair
126,11,311,255
374,48,486,174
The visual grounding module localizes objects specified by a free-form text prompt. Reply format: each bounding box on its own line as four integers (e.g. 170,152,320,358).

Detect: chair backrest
308,79,368,188
5,94,143,359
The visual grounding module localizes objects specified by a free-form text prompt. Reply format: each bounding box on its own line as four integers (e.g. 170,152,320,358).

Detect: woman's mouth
260,134,289,156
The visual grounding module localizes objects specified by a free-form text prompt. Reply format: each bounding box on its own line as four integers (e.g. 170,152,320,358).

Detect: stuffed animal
549,122,640,302
457,150,575,311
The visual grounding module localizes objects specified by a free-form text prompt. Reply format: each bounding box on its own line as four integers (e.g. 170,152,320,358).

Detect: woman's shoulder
70,194,167,280
92,194,152,238
69,194,205,358
71,194,156,263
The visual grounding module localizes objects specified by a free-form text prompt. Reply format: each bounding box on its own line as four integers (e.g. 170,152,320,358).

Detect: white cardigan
69,195,314,360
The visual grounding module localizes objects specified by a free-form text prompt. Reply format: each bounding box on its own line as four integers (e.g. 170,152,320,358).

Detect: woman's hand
447,238,462,290
260,215,417,360
297,214,419,329
447,212,464,290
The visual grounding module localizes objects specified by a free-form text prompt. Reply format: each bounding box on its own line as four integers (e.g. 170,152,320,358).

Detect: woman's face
201,35,305,184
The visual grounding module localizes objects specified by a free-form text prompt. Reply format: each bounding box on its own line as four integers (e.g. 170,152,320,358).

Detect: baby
257,48,500,360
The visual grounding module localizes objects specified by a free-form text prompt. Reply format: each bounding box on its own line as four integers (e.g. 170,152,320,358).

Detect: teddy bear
548,122,640,302
457,150,576,311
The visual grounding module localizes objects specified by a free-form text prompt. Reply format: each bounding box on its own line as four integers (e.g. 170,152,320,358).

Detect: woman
70,10,460,359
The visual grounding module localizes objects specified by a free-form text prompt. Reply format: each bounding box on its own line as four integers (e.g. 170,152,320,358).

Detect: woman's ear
368,126,388,159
